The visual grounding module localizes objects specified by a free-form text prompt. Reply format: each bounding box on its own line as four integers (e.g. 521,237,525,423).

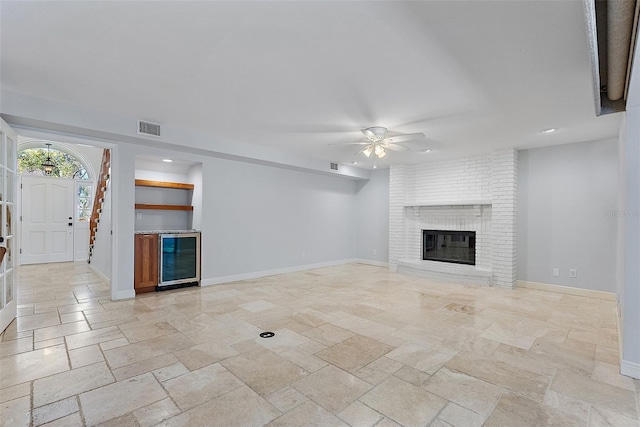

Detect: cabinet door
134,234,158,289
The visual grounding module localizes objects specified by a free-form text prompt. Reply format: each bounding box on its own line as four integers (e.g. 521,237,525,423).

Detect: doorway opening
17,139,108,265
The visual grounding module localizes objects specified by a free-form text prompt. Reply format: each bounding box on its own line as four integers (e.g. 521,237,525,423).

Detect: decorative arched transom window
18,143,96,222
18,146,90,180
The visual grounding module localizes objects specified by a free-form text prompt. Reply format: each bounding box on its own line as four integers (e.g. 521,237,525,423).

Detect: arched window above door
18,146,90,179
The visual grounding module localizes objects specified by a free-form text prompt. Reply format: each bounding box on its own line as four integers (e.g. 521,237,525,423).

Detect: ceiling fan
335,126,427,160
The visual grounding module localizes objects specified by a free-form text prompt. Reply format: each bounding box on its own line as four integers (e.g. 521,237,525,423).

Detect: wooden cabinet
134,234,158,294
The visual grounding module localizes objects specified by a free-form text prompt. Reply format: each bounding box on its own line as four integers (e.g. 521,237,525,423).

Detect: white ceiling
135,154,199,175
0,1,621,169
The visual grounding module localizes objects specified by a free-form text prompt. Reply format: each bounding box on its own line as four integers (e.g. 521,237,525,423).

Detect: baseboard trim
201,258,360,287
516,280,616,301
115,289,135,300
621,359,640,379
616,301,623,369
353,259,389,268
88,263,111,286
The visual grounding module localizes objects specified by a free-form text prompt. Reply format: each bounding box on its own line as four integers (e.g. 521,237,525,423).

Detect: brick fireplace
389,149,517,288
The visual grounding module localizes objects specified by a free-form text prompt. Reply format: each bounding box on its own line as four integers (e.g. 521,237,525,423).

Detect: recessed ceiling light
162,159,173,163
420,149,431,153
373,165,377,169
351,161,358,165
541,128,557,134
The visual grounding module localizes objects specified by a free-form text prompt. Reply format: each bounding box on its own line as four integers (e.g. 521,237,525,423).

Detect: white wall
617,115,626,308
187,164,203,231
200,156,358,280
112,143,137,299
619,33,640,378
621,102,640,378
517,139,618,292
135,169,190,184
355,168,389,264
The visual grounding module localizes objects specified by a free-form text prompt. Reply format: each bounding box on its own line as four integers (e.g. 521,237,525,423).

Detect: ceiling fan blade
384,143,409,152
383,132,426,143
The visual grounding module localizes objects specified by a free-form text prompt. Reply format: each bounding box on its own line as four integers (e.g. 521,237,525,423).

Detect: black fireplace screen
422,230,476,265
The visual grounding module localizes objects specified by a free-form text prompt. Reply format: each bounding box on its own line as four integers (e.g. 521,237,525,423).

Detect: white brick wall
390,149,518,288
389,166,407,271
490,149,518,288
407,154,492,202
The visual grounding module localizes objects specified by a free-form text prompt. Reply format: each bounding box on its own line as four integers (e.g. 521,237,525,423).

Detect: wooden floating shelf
135,179,194,190
135,204,194,211
403,200,492,207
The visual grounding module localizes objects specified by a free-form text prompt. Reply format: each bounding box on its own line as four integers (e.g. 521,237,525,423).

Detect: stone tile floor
1,262,639,426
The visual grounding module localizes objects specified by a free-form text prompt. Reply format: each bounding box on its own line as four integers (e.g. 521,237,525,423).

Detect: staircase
88,149,110,263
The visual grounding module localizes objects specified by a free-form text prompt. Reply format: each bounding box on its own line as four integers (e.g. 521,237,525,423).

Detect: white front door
0,118,18,333
21,176,75,264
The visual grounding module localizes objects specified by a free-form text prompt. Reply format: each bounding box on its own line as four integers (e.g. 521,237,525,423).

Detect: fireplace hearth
423,230,476,265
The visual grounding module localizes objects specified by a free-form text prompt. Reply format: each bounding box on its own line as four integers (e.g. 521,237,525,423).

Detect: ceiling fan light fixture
351,127,427,161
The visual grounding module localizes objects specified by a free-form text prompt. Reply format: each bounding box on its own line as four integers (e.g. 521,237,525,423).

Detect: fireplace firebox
422,230,476,265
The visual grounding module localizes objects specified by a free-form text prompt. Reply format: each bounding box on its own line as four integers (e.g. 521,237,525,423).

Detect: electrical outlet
569,269,577,278
136,213,142,220
373,249,377,256
553,268,560,277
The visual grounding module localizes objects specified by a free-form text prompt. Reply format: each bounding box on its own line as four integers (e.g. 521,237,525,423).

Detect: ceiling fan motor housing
365,126,388,140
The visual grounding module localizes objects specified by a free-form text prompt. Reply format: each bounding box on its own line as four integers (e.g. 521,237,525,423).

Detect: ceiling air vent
138,120,161,137
330,162,339,171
